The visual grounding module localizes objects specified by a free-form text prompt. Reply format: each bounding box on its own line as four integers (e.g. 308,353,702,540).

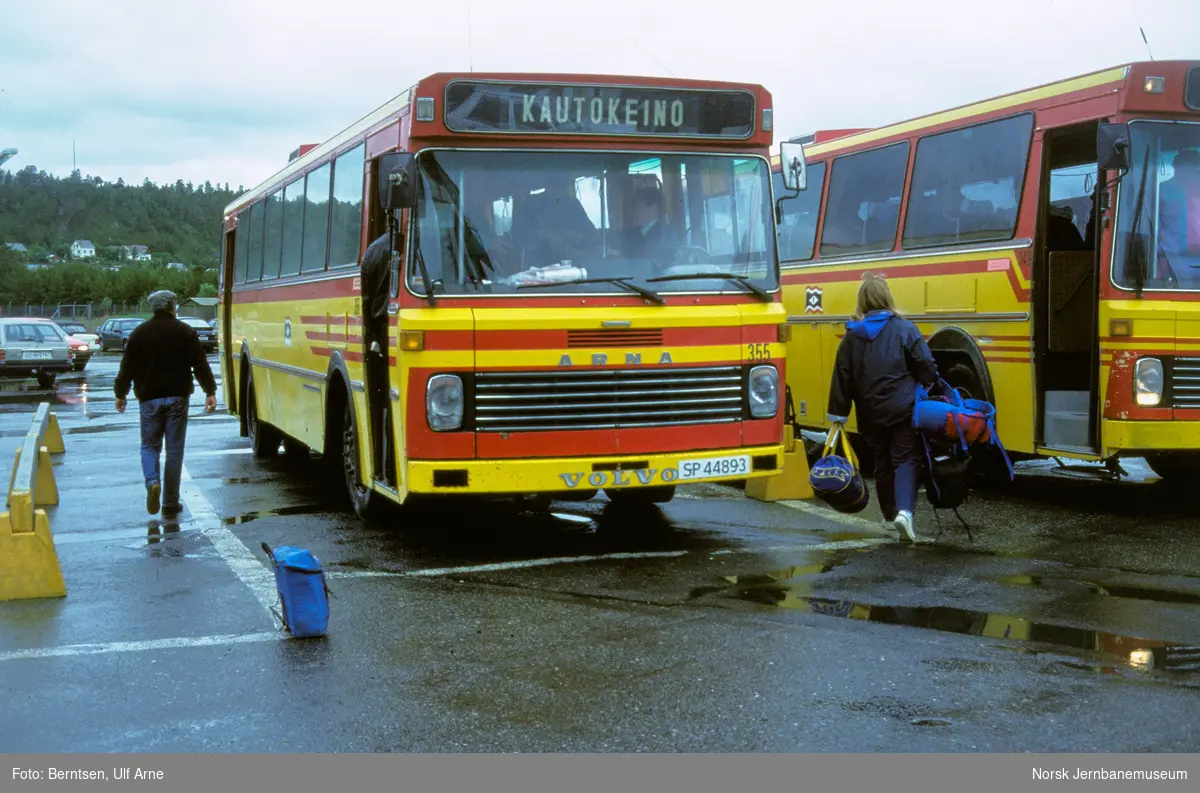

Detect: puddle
221,503,333,525
56,525,198,545
691,569,1200,673
999,574,1200,606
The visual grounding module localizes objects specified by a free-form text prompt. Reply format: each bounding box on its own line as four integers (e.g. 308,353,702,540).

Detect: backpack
261,543,330,639
913,379,1015,538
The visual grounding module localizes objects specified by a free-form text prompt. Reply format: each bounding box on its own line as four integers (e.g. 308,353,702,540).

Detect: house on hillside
119,244,152,261
166,262,188,271
5,243,27,260
71,240,96,258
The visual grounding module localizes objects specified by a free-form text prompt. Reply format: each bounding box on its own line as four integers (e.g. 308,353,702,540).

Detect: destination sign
443,81,757,139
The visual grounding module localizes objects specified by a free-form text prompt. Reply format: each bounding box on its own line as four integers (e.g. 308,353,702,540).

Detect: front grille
473,365,744,432
566,328,664,347
1173,357,1200,408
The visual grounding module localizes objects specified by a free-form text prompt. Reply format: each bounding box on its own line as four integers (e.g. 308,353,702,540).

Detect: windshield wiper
411,244,436,306
646,272,772,302
517,276,665,305
1128,145,1153,299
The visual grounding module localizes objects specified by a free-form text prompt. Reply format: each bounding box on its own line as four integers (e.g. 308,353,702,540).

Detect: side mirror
779,142,807,192
1097,123,1130,171
377,152,417,211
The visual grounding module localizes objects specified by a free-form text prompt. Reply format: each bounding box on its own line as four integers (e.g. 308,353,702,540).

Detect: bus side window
903,113,1034,249
819,142,909,258
773,162,825,262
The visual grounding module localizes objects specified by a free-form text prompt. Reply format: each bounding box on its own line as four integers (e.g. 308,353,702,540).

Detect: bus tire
605,485,675,505
245,375,282,458
941,360,1010,487
1144,452,1200,484
282,436,309,460
332,384,381,521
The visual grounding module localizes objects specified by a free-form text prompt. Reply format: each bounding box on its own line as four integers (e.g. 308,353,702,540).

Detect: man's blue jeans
140,396,189,509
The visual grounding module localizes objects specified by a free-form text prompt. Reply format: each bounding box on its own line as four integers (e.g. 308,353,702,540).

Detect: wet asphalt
1,354,1199,752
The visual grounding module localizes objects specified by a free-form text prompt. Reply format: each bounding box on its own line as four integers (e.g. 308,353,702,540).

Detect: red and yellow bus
772,60,1200,482
219,72,791,519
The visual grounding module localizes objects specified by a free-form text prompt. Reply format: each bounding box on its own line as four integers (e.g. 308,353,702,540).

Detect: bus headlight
426,374,464,431
749,365,779,418
1135,358,1163,407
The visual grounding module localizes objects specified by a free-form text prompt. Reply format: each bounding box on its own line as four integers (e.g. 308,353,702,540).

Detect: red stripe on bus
1101,337,1200,344
310,347,391,365
782,258,1031,303
232,276,358,303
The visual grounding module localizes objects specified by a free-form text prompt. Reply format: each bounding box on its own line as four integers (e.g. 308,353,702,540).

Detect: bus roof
225,71,772,218
771,60,1198,167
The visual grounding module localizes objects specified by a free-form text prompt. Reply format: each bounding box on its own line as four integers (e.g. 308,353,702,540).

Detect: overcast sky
2,0,1197,192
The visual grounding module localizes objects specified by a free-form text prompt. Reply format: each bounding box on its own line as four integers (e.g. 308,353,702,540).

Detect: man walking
114,290,218,516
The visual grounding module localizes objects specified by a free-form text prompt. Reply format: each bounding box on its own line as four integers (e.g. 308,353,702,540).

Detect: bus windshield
408,150,777,298
1113,122,1200,291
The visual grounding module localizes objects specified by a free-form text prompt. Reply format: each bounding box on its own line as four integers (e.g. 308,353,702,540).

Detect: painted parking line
179,464,280,624
187,447,253,458
328,550,691,580
0,632,282,663
326,538,891,581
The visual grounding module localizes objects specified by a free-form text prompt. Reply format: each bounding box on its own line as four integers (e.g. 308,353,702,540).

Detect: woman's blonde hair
851,272,899,321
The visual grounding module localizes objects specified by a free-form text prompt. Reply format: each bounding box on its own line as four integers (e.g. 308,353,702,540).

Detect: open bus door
361,152,416,489
1034,121,1104,457
221,228,237,417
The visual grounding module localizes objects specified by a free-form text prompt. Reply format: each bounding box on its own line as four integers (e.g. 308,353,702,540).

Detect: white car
57,321,102,352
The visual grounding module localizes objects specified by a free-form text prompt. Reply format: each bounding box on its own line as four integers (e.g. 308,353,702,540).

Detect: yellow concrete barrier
1,403,67,601
745,424,815,502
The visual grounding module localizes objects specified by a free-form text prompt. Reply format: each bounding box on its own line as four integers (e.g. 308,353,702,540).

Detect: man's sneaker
894,510,916,543
147,483,161,514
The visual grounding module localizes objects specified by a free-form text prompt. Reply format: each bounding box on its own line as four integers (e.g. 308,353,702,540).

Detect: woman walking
826,274,938,542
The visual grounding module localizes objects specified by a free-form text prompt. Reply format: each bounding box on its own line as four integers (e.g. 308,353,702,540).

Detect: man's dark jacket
114,311,218,402
827,310,938,430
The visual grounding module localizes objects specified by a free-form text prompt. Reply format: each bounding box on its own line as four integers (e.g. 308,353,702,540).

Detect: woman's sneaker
894,510,916,543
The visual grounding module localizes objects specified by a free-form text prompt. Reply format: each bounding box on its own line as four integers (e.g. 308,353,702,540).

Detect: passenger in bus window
1158,148,1200,285
826,273,938,543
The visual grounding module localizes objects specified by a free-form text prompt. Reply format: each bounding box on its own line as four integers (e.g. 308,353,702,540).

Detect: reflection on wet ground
691,564,1200,673
221,503,335,526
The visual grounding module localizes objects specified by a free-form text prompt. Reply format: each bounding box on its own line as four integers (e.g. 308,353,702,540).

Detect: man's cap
148,290,177,312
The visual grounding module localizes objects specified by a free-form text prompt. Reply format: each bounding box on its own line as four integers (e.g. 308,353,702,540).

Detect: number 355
746,343,771,361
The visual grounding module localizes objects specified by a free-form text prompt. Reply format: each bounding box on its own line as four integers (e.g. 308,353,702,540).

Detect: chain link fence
0,301,151,323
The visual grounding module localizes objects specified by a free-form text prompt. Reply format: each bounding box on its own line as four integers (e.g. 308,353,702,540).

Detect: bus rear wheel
246,376,281,458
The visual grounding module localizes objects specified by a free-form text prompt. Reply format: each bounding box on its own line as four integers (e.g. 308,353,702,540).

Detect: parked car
179,316,217,352
0,318,75,388
96,317,145,351
65,335,93,370
56,321,100,370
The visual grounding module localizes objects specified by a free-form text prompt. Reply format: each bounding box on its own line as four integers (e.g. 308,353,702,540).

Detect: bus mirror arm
1097,122,1130,172
378,152,417,211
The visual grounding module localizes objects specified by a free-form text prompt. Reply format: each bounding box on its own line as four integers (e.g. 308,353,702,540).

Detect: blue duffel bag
809,423,870,514
261,543,330,639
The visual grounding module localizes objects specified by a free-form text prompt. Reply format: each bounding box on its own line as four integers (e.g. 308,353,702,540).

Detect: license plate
22,351,52,360
677,454,751,481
